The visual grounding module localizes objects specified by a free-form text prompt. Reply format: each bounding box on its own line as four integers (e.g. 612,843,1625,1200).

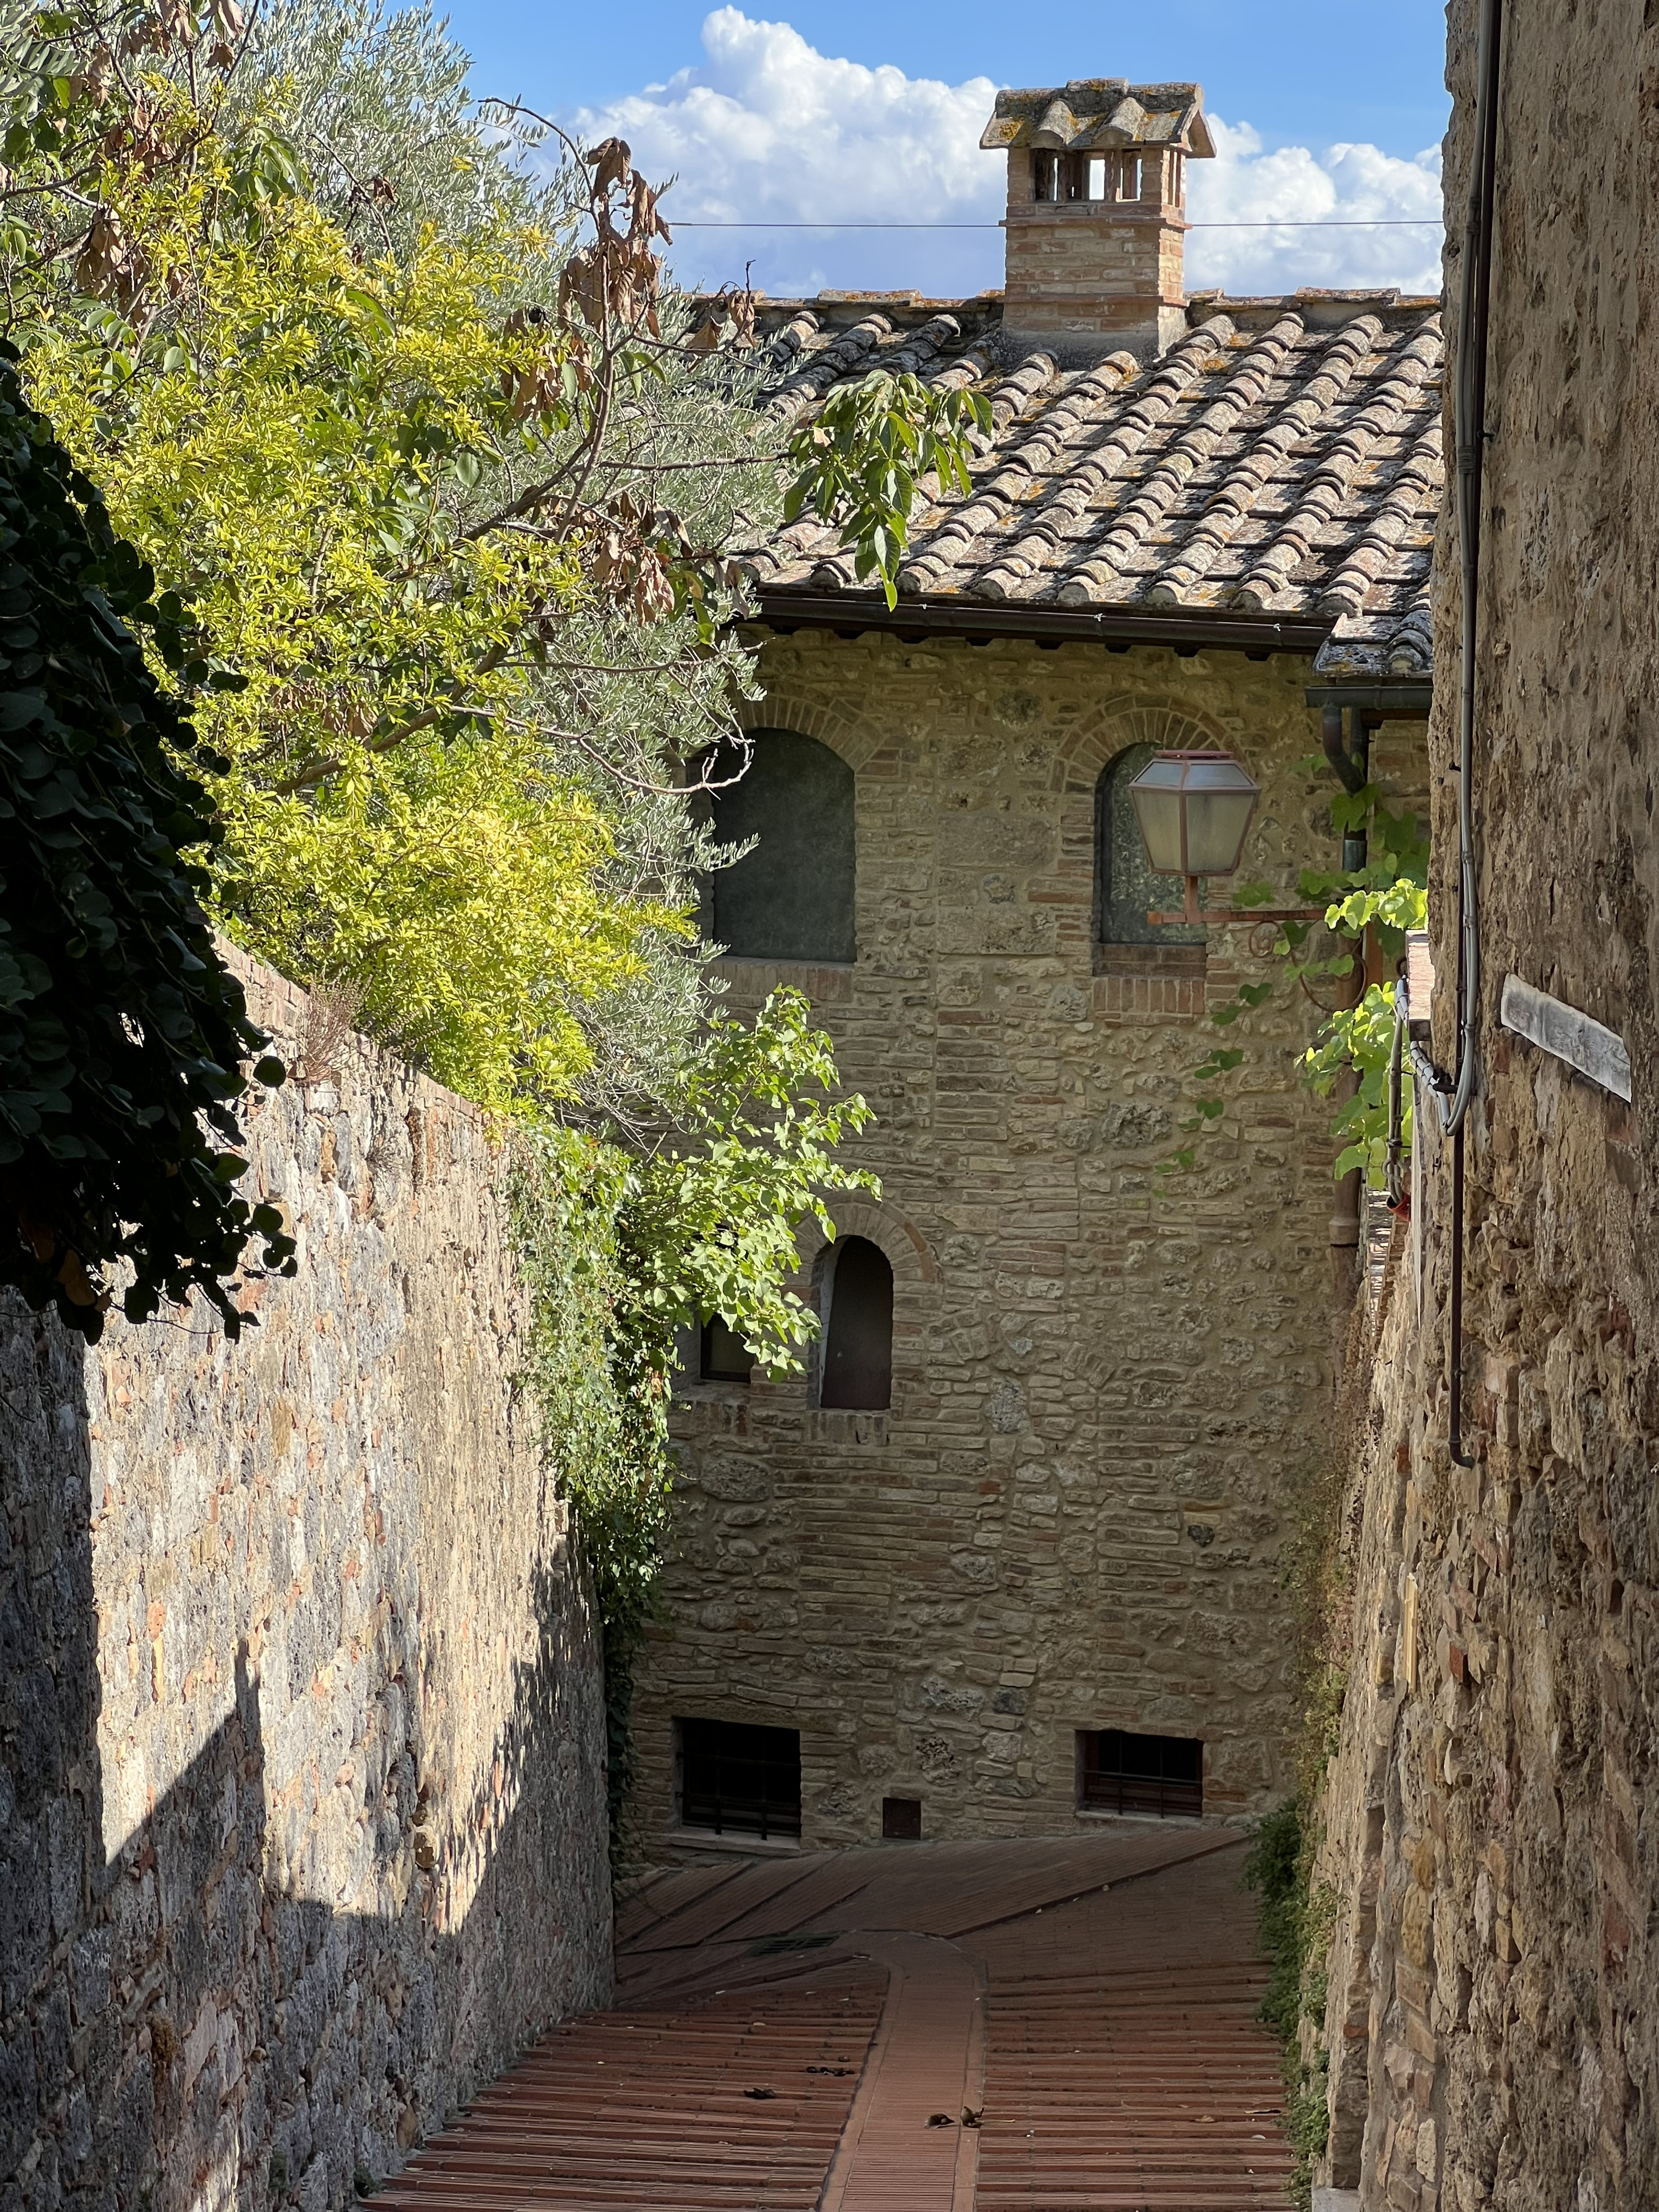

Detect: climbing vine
1245,1799,1339,2209
1162,771,1428,1179
0,348,291,1338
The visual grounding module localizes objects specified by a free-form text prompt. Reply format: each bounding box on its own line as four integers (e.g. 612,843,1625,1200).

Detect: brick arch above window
816,1235,893,1411
1050,699,1236,796
795,1204,936,1419
732,693,886,776
794,1200,938,1290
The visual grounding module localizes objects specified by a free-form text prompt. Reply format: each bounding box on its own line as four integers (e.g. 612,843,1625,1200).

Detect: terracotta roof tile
979,79,1216,160
743,288,1443,674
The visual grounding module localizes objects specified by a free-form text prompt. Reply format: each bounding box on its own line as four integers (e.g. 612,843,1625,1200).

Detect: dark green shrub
1245,1797,1332,2206
0,351,290,1337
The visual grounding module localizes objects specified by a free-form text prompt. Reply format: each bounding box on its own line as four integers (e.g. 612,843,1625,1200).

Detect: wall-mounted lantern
1129,748,1317,927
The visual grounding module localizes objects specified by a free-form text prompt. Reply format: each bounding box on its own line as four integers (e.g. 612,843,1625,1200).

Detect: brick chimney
980,79,1215,363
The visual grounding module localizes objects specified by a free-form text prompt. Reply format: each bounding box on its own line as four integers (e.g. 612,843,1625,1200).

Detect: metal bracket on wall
1146,901,1326,927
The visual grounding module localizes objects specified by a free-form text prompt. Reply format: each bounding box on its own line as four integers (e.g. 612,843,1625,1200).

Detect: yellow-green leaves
617,987,879,1378
24,119,668,1110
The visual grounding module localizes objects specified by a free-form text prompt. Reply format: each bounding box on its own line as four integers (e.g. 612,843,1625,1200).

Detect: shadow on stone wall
0,1298,607,2212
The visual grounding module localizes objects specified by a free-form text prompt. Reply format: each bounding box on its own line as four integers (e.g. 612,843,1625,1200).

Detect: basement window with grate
881,1796,922,1840
1077,1729,1203,1818
678,1718,802,1840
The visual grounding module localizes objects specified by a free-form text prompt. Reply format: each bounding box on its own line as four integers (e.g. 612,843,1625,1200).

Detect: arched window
818,1237,893,1410
709,728,855,963
1094,743,1206,948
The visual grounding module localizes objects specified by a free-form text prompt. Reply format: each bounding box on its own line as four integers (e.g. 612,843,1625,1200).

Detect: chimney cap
1030,97,1079,149
980,79,1214,159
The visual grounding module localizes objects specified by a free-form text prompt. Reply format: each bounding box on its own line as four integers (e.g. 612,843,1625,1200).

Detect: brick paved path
376,1831,1292,2210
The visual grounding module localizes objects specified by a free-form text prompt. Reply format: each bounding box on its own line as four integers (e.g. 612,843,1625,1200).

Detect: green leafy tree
0,0,958,1836
4,8,981,1115
18,99,756,1108
784,368,991,608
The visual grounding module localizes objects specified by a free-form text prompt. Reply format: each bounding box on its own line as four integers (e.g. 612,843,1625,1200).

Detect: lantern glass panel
1128,781,1187,875
1182,787,1258,875
1127,751,1259,880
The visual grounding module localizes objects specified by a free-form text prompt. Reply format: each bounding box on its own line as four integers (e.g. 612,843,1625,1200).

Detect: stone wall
0,958,611,2212
1311,4,1659,2207
633,624,1427,1854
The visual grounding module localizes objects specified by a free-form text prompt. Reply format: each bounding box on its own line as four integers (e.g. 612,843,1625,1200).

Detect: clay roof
980,78,1217,160
743,290,1443,681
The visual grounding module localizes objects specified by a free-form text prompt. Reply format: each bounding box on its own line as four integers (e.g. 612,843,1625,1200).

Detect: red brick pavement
379,1830,1293,2210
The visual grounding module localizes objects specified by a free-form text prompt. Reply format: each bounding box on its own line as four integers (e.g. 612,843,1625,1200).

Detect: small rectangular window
881,1796,922,1840
1077,1729,1202,1818
1115,153,1141,202
701,1315,752,1383
679,1718,801,1839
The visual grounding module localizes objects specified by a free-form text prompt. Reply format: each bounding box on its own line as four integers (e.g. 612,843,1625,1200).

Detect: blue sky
441,1,1453,299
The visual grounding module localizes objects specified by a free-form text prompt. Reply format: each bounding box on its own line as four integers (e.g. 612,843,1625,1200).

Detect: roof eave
748,586,1334,658
1303,679,1434,716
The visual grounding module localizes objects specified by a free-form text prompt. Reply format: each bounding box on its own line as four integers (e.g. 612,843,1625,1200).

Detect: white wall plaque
1499,974,1632,1102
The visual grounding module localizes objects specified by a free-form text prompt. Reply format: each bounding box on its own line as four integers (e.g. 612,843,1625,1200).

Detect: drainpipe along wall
1322,703,1371,1316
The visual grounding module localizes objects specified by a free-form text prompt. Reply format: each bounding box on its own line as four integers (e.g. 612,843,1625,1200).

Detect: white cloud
565,10,1444,304
1186,118,1442,297
564,8,1001,298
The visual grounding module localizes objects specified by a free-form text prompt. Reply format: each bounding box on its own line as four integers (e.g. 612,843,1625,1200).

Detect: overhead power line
669,218,1442,231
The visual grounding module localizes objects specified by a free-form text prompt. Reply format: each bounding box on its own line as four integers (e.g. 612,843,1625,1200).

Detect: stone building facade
633,77,1442,1859
633,635,1427,1853
0,957,611,2212
1309,4,1659,2209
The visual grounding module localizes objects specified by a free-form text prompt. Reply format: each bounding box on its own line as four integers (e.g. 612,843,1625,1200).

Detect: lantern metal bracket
1149,877,1327,928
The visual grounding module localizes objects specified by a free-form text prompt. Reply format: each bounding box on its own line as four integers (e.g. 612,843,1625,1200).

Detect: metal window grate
881,1796,922,1840
679,1718,802,1840
1078,1728,1203,1819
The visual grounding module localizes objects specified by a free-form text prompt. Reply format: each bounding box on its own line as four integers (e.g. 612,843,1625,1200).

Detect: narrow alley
375,1833,1291,2210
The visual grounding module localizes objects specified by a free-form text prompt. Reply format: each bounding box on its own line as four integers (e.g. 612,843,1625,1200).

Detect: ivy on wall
0,351,291,1338
1245,1799,1336,2208
1162,774,1429,1180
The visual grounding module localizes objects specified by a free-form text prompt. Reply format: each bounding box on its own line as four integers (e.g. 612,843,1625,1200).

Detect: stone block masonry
1307,6,1659,2206
632,626,1428,1854
0,956,611,2212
